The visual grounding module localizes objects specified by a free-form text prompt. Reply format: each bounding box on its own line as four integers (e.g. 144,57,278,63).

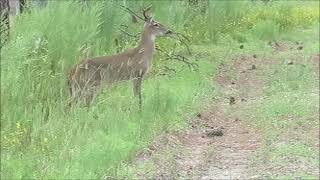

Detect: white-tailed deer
68,6,172,109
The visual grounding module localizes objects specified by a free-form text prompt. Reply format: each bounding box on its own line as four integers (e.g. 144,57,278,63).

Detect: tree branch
168,32,192,55
119,4,145,22
156,47,198,71
118,28,139,38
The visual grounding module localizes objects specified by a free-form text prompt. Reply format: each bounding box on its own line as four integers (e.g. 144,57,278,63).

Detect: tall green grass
1,0,318,178
0,1,214,178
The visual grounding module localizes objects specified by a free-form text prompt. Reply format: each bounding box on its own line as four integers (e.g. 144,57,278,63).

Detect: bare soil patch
269,40,304,52
201,55,273,179
132,54,274,179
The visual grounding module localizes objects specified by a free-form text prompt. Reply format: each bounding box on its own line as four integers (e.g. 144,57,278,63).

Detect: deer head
142,6,172,37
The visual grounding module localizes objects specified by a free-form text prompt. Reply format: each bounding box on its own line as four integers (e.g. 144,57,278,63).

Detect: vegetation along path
129,37,319,179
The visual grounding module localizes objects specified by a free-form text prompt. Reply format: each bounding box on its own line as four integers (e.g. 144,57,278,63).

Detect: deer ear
131,15,138,23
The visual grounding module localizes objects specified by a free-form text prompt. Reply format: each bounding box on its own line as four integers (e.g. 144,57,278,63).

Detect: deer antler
142,5,152,20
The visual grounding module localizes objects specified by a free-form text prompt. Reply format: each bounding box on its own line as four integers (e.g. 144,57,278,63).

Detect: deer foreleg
133,77,142,110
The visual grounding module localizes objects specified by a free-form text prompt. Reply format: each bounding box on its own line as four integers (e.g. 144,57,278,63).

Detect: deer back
69,47,152,89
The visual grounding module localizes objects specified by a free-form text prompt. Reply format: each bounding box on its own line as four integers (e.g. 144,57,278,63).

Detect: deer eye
154,23,159,27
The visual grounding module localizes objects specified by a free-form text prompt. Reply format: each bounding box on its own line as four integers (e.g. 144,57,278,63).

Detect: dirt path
132,53,275,179
200,54,274,179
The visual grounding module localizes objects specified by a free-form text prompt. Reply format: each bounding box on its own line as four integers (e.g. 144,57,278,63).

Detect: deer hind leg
82,76,101,107
68,67,83,108
83,87,98,107
68,81,82,108
77,67,102,107
133,77,142,110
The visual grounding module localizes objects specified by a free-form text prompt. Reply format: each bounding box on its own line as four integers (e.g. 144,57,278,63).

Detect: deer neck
138,28,156,55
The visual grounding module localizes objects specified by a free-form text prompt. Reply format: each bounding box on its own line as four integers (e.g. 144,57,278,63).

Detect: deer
68,6,172,110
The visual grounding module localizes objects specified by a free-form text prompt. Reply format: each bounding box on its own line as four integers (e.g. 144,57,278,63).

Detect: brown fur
67,12,171,109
